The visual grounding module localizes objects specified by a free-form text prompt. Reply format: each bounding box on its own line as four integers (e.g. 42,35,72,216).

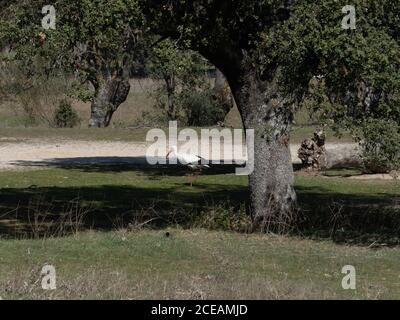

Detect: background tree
271,1,400,173
143,0,400,231
147,39,207,121
148,39,228,126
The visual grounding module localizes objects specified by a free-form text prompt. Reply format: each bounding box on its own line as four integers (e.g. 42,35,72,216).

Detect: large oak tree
143,0,400,231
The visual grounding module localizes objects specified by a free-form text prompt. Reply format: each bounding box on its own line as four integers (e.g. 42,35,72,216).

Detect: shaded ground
0,166,399,246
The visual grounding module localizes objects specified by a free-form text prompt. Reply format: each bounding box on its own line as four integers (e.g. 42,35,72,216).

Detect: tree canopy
144,0,400,124
143,0,400,230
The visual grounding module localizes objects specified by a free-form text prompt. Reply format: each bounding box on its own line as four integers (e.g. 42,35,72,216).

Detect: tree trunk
212,69,235,123
89,77,131,128
164,74,176,120
228,67,297,233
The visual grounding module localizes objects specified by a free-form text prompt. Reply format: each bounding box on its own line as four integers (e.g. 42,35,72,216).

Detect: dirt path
0,138,360,171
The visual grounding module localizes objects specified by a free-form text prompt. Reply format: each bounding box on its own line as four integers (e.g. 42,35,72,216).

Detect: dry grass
1,229,399,300
0,72,352,143
0,266,338,300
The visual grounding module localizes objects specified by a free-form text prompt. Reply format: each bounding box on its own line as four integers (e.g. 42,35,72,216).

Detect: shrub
180,90,226,126
1,62,74,127
53,99,80,128
359,119,400,173
193,202,250,232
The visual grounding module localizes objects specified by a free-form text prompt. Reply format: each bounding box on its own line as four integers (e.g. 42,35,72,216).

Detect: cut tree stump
298,129,327,170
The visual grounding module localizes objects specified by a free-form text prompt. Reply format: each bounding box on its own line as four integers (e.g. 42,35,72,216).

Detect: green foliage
179,90,225,126
358,119,400,173
2,0,145,101
0,58,75,127
146,1,400,133
257,0,400,124
194,202,250,232
148,39,206,86
148,39,213,122
54,99,80,128
70,82,95,103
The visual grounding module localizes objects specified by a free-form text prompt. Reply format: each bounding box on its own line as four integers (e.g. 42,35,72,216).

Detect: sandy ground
0,138,362,171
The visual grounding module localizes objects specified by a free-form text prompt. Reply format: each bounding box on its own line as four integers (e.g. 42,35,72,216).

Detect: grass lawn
1,228,400,299
0,167,399,299
0,126,353,144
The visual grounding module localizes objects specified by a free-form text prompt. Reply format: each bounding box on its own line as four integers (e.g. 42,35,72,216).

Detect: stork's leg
186,173,195,187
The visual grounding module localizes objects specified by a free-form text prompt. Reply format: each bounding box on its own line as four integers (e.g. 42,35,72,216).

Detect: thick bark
228,67,297,233
89,77,131,128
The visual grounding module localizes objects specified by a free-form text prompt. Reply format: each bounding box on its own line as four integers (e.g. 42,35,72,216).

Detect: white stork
166,146,210,186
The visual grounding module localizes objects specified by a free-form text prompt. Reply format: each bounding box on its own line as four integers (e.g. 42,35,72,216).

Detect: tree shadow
11,156,243,176
295,185,400,247
1,158,400,246
0,182,247,238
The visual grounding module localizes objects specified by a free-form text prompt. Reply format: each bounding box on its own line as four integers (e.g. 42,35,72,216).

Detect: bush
1,62,75,127
180,90,226,126
53,99,80,128
359,119,400,173
193,202,250,232
134,109,168,127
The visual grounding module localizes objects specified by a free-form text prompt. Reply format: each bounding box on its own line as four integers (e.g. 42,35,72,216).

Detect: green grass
0,168,399,299
0,167,398,240
0,125,353,144
0,167,398,196
297,173,400,197
1,229,399,299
